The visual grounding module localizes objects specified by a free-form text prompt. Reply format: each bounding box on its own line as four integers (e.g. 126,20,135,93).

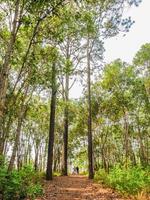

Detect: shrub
0,164,43,200
95,165,150,195
53,171,61,177
94,169,108,184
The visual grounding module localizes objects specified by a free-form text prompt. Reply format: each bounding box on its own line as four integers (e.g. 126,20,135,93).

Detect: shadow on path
37,175,128,200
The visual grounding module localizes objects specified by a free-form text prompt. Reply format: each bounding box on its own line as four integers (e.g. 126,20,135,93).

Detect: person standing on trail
76,166,79,174
72,167,76,174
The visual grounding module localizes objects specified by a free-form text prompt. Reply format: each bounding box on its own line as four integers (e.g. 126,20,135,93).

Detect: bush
79,171,88,176
0,164,43,200
53,171,61,177
95,165,150,195
94,169,108,184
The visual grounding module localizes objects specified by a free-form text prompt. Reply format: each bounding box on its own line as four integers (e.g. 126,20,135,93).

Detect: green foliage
26,183,43,200
95,168,108,183
133,43,150,66
0,165,43,200
0,0,146,194
95,166,150,195
53,171,61,177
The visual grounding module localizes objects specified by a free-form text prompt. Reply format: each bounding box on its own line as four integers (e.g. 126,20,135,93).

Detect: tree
46,57,57,180
0,0,67,156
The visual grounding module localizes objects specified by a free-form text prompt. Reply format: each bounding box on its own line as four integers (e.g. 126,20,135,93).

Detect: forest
0,0,149,200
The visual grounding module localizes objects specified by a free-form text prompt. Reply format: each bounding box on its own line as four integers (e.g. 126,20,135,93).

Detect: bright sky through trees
1,0,150,198
105,0,150,63
70,0,150,98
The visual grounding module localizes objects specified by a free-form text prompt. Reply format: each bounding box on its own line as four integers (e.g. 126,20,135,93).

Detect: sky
104,0,150,63
70,0,150,98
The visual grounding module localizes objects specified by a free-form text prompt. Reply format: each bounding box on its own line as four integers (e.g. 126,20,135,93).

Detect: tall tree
0,0,67,155
87,33,94,179
62,40,70,175
0,0,22,155
46,48,58,180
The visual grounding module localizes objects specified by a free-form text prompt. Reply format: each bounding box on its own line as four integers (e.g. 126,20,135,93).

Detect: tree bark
137,120,147,166
34,148,39,171
123,110,129,168
62,75,69,175
8,82,30,171
46,63,57,180
8,108,25,171
62,38,70,176
87,35,94,179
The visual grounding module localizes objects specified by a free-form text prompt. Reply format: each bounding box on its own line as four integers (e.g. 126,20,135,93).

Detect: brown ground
36,175,130,200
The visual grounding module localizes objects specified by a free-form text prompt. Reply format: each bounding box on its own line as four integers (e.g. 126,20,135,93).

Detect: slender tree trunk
43,141,47,171
17,147,22,171
2,116,13,156
57,148,61,172
39,145,43,171
8,83,29,171
128,139,136,166
146,137,149,165
87,35,94,179
123,110,129,168
34,148,39,171
46,63,57,180
26,137,31,165
53,153,57,172
62,38,70,176
62,73,69,175
8,109,25,171
137,122,147,166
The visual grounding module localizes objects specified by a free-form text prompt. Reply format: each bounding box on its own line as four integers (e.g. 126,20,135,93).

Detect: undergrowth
95,165,150,196
0,157,43,200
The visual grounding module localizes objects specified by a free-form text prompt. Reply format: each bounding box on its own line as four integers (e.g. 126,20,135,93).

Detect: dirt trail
37,175,129,200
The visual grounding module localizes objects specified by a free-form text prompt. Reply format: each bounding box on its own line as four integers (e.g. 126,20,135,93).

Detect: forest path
37,175,129,200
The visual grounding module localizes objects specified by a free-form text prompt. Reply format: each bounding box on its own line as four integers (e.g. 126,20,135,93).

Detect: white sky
70,0,150,98
104,0,150,63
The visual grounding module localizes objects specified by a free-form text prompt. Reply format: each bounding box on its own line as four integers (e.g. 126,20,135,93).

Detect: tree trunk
146,137,149,165
62,38,70,176
128,139,136,166
46,63,57,180
87,35,94,179
17,149,22,171
62,73,69,175
43,141,47,171
137,122,147,166
8,82,29,172
8,109,25,171
123,110,129,168
34,148,39,171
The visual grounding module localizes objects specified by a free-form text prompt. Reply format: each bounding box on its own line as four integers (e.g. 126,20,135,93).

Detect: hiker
76,166,79,174
72,166,76,174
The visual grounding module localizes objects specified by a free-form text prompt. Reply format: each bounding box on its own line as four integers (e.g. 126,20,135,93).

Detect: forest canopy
0,0,149,199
